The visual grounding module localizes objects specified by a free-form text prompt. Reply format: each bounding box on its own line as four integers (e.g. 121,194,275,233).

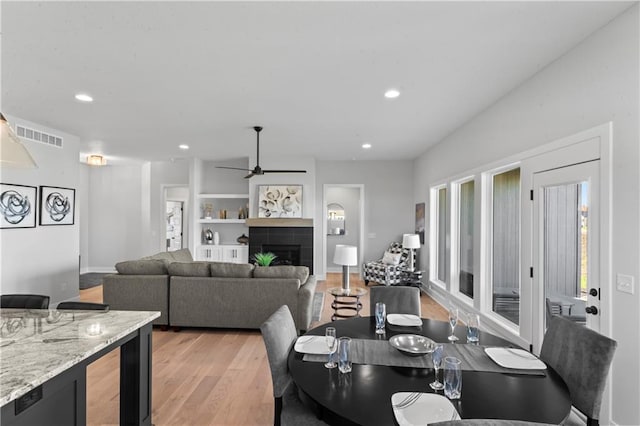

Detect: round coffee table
327,287,367,321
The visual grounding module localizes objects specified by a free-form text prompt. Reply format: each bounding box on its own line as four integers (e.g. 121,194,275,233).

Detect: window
491,168,520,325
458,180,474,299
431,186,449,285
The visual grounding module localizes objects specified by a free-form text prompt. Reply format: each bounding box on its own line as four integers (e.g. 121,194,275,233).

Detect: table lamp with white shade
334,245,358,292
402,234,421,272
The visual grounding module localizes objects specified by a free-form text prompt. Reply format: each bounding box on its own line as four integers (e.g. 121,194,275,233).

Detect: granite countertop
0,309,159,406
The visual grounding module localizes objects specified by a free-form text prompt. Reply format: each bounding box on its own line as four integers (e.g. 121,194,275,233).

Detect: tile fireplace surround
247,218,313,273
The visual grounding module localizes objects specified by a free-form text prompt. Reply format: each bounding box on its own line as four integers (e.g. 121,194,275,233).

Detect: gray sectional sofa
103,249,317,332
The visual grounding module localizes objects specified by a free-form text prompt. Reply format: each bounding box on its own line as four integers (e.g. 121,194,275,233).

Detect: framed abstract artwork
40,186,75,226
415,202,425,244
0,183,37,229
258,185,302,218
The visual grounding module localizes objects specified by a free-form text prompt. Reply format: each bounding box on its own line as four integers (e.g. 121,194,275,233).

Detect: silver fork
393,392,421,409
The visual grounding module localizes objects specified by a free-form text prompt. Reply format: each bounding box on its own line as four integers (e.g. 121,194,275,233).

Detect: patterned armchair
363,242,414,286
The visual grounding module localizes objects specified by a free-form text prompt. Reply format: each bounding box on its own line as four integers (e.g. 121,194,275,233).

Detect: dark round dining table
288,317,570,426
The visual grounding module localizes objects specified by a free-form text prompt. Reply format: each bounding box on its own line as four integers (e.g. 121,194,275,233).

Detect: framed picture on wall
415,202,425,244
0,183,37,229
39,186,75,226
258,185,302,218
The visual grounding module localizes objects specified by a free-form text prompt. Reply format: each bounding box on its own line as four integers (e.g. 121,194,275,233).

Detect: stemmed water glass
448,305,459,342
429,344,444,390
324,327,338,369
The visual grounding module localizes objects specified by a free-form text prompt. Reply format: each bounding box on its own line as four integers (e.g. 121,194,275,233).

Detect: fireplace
247,218,313,273
261,244,301,266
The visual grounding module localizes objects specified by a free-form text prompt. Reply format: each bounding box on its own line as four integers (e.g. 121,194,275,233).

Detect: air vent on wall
14,124,63,148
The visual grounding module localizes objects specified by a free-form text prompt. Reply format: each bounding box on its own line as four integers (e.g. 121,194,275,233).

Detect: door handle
585,306,599,315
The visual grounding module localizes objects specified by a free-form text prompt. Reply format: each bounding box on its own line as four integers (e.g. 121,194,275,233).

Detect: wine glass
324,327,338,369
448,305,459,342
429,344,444,390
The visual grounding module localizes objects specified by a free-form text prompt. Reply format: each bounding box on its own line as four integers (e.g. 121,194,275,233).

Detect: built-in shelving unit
195,193,249,262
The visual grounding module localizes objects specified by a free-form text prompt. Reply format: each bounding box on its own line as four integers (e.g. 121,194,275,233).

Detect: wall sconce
0,113,38,168
87,155,106,166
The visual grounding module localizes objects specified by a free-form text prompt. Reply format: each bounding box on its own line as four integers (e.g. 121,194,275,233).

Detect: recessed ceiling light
362,143,372,149
179,144,189,150
384,89,400,99
75,93,93,102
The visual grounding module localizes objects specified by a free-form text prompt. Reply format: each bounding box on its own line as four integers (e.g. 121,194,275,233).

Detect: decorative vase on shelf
213,231,220,245
237,233,249,245
204,229,214,244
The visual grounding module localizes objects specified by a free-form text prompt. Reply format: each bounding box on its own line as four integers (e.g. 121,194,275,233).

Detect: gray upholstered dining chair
260,305,327,426
0,294,50,309
429,420,557,426
540,316,617,426
57,301,110,311
369,286,421,316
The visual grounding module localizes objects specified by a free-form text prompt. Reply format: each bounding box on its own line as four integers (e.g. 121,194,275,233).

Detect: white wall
149,160,189,253
316,160,415,278
326,186,361,272
79,164,90,273
413,6,639,424
0,115,80,304
86,164,145,270
83,160,192,269
248,155,316,218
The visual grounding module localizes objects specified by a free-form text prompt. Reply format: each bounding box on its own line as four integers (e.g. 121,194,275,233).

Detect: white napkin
387,314,422,327
294,336,330,355
391,392,460,426
484,347,547,370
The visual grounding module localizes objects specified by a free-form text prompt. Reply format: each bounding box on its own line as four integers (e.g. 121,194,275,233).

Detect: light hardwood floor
82,274,448,426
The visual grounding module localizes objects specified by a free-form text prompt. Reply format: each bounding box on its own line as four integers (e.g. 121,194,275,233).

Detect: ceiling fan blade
216,166,252,172
262,170,307,174
244,172,255,179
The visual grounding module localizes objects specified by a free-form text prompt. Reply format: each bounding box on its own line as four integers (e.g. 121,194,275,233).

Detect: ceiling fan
216,126,307,179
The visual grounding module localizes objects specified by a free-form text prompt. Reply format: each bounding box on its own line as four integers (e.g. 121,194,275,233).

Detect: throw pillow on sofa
115,259,168,275
253,265,309,285
210,262,255,278
382,251,402,265
168,261,211,277
169,248,194,262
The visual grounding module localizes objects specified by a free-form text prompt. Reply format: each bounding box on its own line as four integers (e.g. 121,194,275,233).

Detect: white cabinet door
222,246,249,264
198,245,223,261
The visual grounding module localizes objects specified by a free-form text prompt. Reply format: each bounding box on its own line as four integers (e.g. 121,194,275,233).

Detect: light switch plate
616,273,635,294
368,233,376,239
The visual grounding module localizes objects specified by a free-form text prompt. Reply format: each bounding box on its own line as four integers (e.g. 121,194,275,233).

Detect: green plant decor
253,252,277,266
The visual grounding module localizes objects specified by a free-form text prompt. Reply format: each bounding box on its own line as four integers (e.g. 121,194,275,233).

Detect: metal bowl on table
389,334,436,357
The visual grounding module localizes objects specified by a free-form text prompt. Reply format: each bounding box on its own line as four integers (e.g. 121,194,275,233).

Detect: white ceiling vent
15,124,63,148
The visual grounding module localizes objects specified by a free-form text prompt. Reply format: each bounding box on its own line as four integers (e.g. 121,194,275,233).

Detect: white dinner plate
387,314,422,327
484,347,547,370
294,336,330,355
391,392,460,426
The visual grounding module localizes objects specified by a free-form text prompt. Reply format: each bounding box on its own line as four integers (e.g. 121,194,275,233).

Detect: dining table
288,316,571,426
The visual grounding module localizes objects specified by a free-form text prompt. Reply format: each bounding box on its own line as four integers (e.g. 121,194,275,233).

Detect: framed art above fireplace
258,185,302,218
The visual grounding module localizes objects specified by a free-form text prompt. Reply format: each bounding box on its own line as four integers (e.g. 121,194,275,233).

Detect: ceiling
1,1,633,165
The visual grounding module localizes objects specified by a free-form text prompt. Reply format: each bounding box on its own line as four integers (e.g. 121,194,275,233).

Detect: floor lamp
402,234,420,272
334,245,358,292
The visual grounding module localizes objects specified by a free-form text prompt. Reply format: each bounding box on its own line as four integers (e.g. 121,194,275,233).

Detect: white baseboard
81,267,117,274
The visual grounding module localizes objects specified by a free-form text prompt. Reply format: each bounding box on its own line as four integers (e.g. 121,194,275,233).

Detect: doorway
531,160,600,348
323,184,365,276
162,185,189,253
166,200,184,251
519,124,611,354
